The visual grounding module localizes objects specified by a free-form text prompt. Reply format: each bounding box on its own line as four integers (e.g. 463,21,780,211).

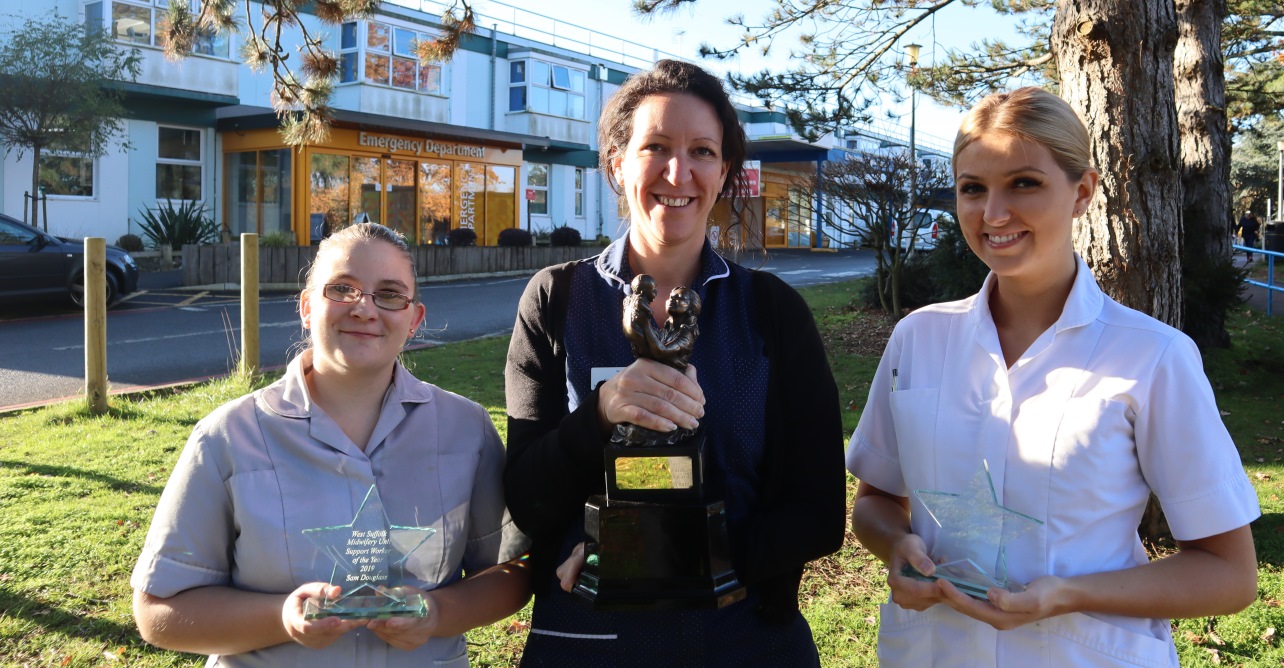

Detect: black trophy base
573,495,746,611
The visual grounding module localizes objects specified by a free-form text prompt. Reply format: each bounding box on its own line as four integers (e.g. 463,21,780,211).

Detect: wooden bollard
240,233,260,377
84,238,108,415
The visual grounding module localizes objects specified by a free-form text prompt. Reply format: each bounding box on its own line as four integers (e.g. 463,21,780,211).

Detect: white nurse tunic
846,256,1260,667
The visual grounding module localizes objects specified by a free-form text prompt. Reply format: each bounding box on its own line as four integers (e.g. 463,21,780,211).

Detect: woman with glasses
131,223,530,666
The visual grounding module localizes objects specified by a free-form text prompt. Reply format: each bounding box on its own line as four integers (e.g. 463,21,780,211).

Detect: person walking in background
847,87,1259,667
131,223,530,666
1238,210,1261,260
503,59,846,667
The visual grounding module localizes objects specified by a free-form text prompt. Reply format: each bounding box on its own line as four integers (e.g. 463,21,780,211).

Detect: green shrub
448,227,477,246
114,233,144,252
550,225,582,247
258,231,295,247
926,216,988,302
861,252,937,312
497,228,534,247
135,200,219,251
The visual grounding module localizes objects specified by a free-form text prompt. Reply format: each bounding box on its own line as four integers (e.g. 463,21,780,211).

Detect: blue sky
473,0,1029,144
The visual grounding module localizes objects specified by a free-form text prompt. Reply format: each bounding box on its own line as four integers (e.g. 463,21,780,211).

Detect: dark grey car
0,214,140,307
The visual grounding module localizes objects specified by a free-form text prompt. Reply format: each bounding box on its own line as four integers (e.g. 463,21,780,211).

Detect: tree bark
1176,0,1234,349
1053,0,1184,328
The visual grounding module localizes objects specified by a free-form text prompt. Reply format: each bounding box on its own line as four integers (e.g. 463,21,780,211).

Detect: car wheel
70,271,120,307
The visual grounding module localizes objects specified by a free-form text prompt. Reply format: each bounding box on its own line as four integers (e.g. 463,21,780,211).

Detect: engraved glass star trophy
901,461,1043,599
301,485,435,619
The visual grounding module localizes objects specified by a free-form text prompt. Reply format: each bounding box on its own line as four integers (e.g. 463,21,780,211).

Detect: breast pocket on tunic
1050,397,1148,514
1043,612,1178,668
876,603,935,667
888,388,940,482
403,452,480,588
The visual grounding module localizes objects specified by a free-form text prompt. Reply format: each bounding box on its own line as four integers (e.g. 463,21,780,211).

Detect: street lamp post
905,43,921,228
1277,140,1283,222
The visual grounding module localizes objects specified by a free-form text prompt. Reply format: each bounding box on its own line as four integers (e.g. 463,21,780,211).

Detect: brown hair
303,223,419,302
953,87,1093,180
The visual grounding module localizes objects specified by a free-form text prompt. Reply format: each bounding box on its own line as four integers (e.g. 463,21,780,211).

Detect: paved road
0,248,876,409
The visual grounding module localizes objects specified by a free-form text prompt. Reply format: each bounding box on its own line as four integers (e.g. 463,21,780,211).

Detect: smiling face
613,92,730,259
954,131,1097,289
299,238,425,380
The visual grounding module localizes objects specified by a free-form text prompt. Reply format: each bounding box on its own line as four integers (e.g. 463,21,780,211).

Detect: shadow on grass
1251,512,1284,567
0,589,142,649
0,460,163,495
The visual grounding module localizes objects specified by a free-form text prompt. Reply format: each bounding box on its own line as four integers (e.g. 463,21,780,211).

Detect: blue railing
1234,244,1282,316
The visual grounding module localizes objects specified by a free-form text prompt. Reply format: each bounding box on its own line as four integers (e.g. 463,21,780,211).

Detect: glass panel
508,86,526,112
340,52,357,83
391,57,416,89
227,152,258,236
509,60,525,84
531,60,550,87
341,22,357,50
530,86,548,114
39,155,94,197
85,2,103,34
575,191,583,217
366,22,390,52
575,169,583,190
365,53,390,84
158,127,201,161
526,163,548,188
418,65,441,94
155,164,202,200
310,153,350,242
570,94,584,119
484,165,515,246
764,198,787,246
570,69,585,93
551,65,570,90
385,159,416,241
529,190,547,215
549,90,568,117
192,28,229,57
112,2,152,45
615,456,694,490
455,163,485,241
419,161,451,245
352,156,383,225
393,27,416,57
260,149,292,236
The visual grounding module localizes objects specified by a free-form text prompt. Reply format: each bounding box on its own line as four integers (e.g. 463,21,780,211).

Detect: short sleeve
130,422,234,598
463,405,530,575
1134,335,1260,541
845,332,909,497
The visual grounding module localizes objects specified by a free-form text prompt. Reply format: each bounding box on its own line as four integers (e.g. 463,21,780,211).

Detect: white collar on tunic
968,253,1105,334
257,349,434,419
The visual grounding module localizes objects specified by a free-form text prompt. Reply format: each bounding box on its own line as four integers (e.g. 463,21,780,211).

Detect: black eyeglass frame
321,283,414,311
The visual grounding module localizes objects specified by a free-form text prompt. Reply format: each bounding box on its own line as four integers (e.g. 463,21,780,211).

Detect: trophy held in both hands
573,275,747,611
301,485,436,619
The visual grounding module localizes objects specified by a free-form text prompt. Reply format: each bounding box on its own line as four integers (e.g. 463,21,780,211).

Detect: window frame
508,57,588,120
39,150,97,199
93,0,231,59
155,125,204,202
339,19,447,97
574,167,584,218
526,162,549,216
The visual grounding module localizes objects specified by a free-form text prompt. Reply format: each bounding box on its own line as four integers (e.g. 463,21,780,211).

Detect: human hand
282,583,368,649
886,533,948,612
366,588,439,650
557,542,587,593
597,360,704,434
936,575,1070,630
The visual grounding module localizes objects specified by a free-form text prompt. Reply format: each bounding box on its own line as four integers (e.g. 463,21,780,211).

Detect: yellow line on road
114,291,145,304
176,291,209,307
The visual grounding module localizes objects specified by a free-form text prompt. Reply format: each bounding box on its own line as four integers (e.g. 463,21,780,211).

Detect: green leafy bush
497,228,533,247
860,252,937,312
447,227,477,246
550,225,582,247
114,233,144,252
258,231,295,247
926,215,988,302
135,200,219,251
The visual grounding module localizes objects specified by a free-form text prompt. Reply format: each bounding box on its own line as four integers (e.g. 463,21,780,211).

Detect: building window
40,153,95,198
156,126,202,201
509,58,586,120
88,0,229,57
339,20,445,95
574,168,584,218
229,149,292,237
526,163,548,216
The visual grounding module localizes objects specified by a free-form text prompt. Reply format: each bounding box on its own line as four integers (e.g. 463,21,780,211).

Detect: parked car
0,213,140,307
892,208,955,254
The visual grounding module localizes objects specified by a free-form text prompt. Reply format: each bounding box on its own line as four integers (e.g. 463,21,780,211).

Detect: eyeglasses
322,283,413,311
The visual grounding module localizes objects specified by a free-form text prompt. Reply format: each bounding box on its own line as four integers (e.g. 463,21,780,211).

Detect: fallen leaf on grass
1208,630,1225,646
1205,647,1221,664
864,616,877,625
506,620,530,634
1221,410,1232,416
1186,631,1205,645
1262,627,1276,644
1255,472,1274,481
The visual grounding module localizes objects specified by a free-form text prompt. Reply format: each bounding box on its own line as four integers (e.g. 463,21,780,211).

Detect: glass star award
301,485,435,619
901,461,1043,599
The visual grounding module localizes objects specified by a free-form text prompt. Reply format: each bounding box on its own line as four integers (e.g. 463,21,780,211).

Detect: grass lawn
1,279,1281,666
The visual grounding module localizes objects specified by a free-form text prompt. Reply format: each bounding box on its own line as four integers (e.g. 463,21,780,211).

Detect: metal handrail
1234,244,1282,316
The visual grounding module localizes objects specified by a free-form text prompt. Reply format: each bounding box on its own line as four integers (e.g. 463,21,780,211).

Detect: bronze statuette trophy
573,275,747,610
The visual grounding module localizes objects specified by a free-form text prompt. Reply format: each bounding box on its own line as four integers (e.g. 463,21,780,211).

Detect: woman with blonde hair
847,87,1259,666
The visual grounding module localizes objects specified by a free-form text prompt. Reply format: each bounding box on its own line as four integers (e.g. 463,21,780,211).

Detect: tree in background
810,151,953,319
0,11,140,231
1231,113,1284,215
164,0,476,145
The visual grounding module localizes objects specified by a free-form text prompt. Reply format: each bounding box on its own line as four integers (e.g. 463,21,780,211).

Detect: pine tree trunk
1176,0,1233,349
1053,0,1183,328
